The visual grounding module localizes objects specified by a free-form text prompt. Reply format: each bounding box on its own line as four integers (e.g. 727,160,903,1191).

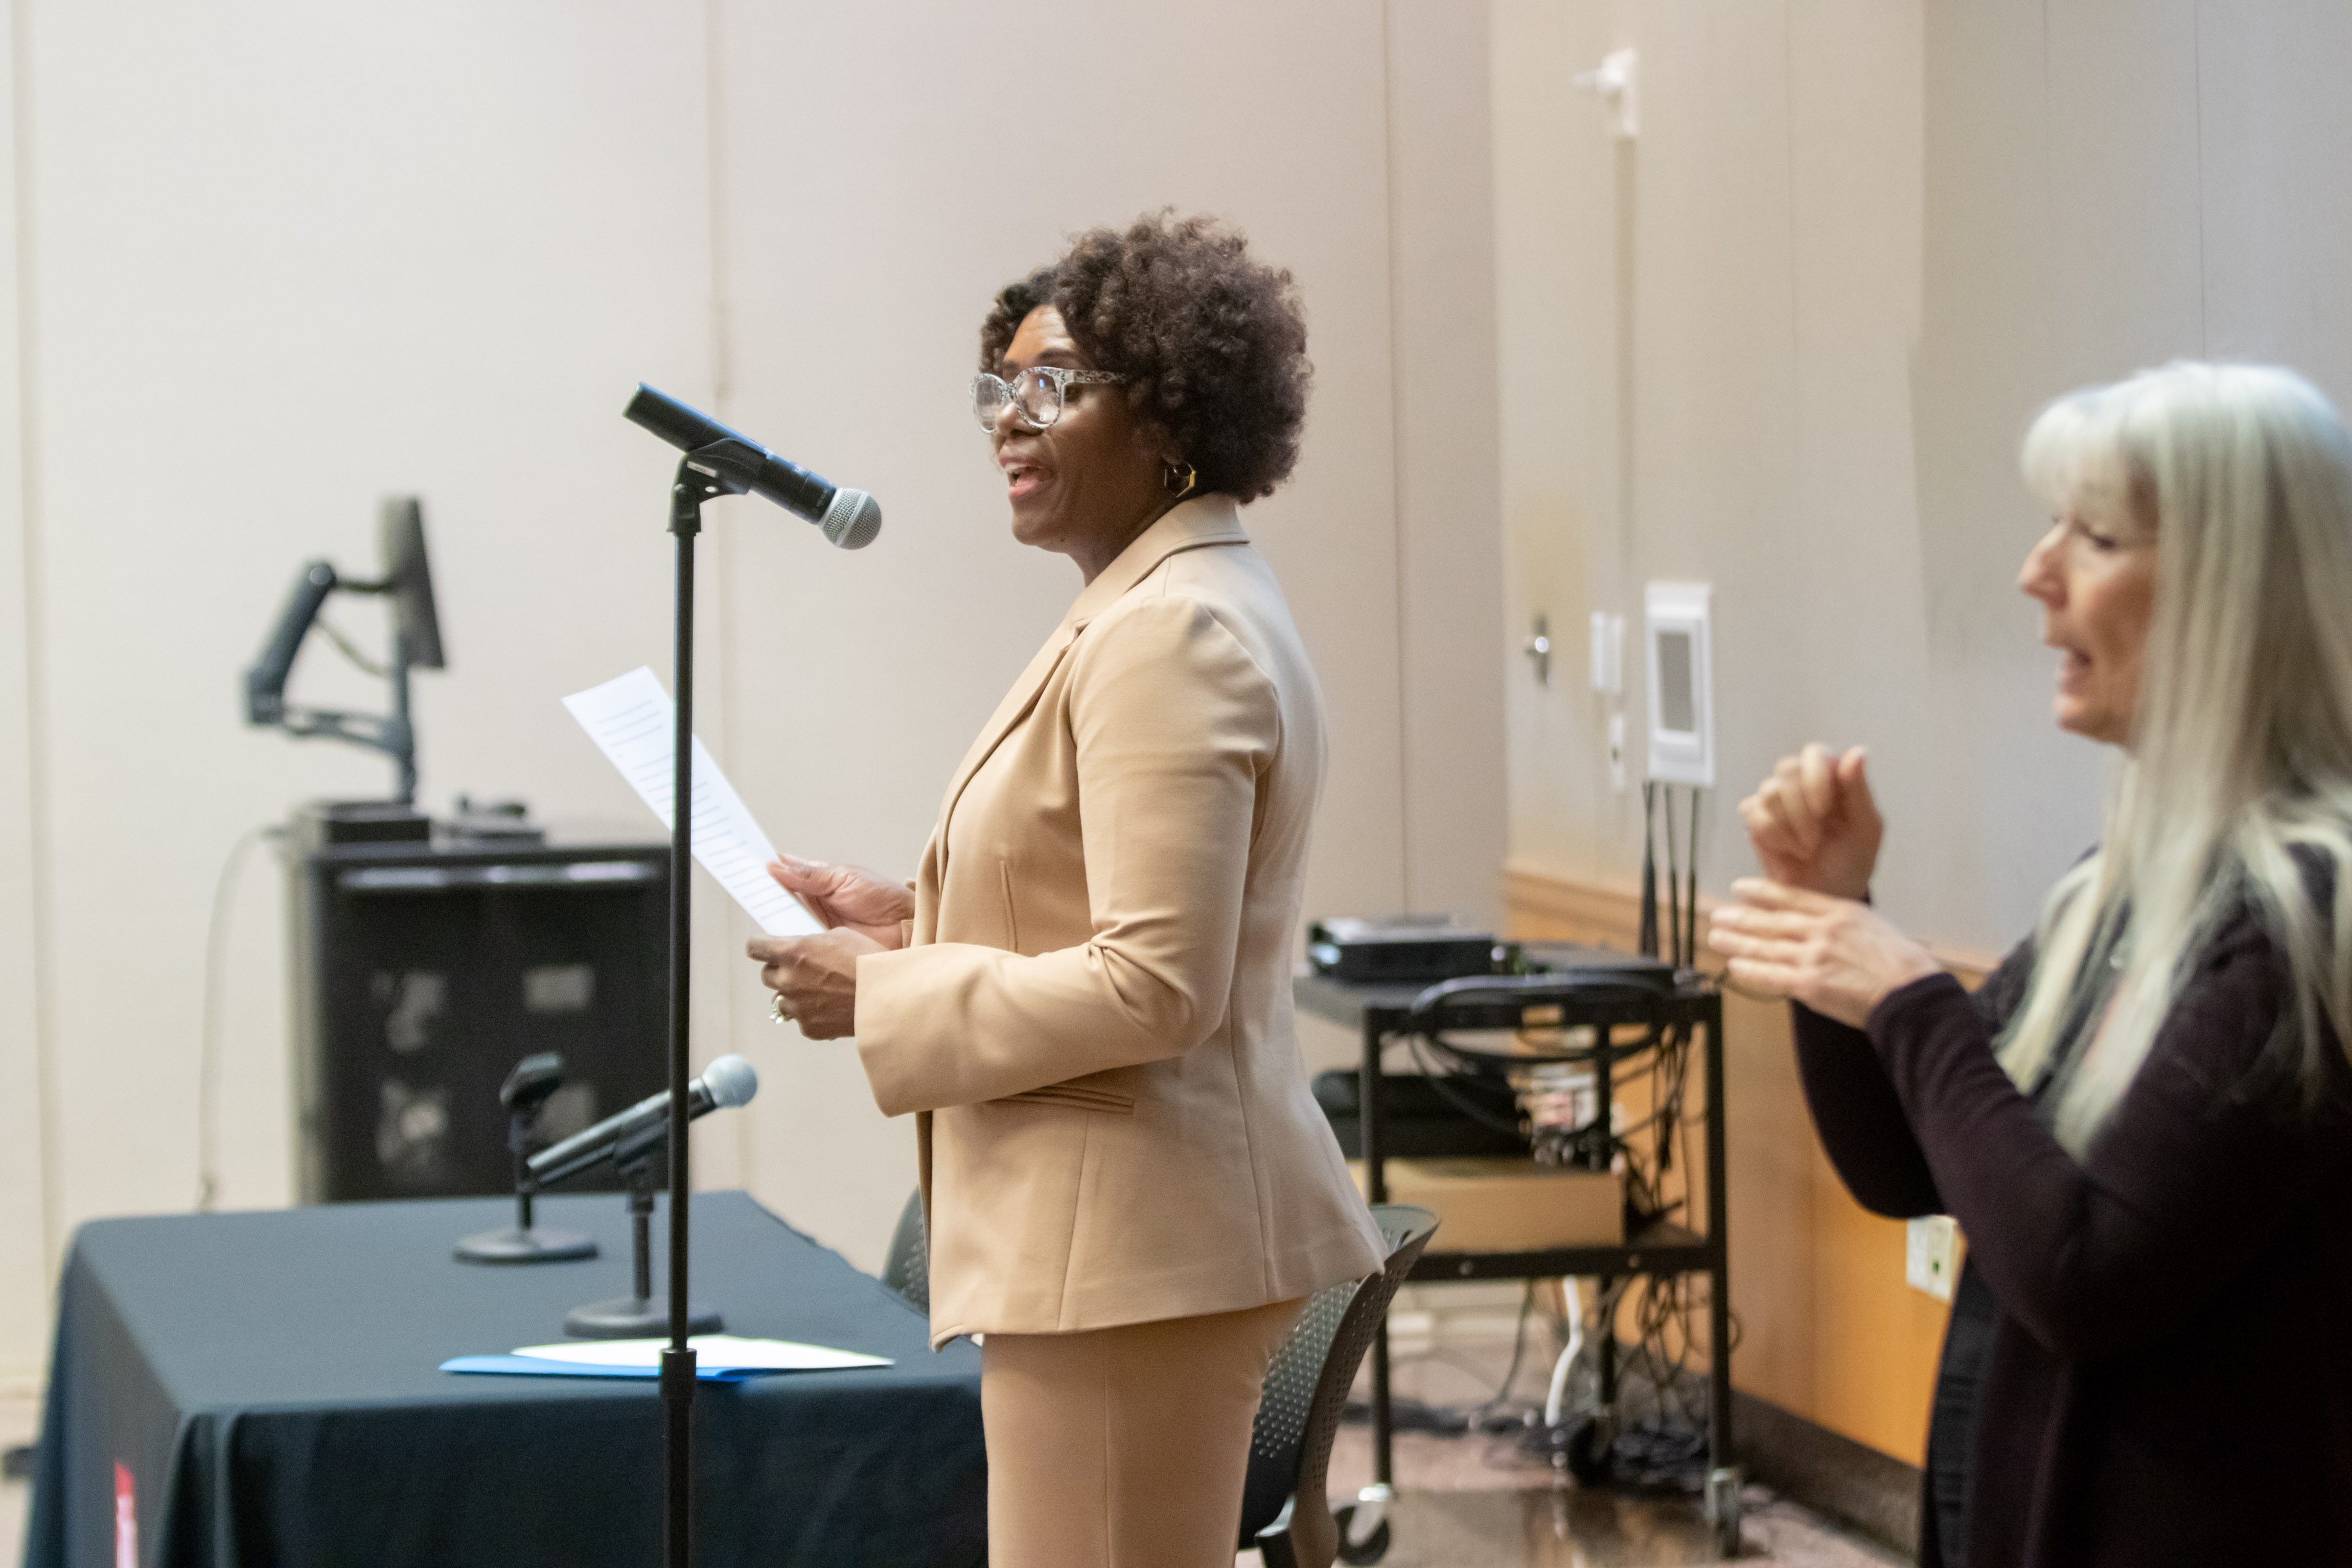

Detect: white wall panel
20,1,714,1243
0,0,50,1396
1494,0,1625,885
1618,0,1806,920
1909,0,2207,949
2197,0,2352,404
1387,0,1508,930
1499,0,2253,958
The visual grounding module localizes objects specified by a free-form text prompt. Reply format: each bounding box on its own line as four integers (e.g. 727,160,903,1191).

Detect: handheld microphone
527,1054,759,1188
624,384,882,549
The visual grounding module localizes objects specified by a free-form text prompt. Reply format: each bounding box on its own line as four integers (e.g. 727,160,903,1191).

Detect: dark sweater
1793,900,2352,1567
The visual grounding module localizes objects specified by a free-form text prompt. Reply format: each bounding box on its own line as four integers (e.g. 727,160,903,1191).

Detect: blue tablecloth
24,1190,985,1567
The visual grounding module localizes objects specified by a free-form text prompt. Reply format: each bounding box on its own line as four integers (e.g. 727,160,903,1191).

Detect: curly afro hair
979,211,1312,502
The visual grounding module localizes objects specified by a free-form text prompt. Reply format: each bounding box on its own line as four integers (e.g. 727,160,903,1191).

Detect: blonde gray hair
2002,362,2352,1154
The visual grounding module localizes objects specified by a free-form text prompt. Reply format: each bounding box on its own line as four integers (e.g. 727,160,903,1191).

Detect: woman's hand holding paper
766,855,914,948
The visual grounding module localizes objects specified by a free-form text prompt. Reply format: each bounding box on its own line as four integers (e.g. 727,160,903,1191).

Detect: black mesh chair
1241,1204,1439,1568
880,1188,928,1312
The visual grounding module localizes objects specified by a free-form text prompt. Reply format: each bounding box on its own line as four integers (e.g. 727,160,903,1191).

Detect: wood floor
1233,1342,1912,1567
1369,1485,1908,1567
1298,1485,1906,1567
1294,1426,1907,1567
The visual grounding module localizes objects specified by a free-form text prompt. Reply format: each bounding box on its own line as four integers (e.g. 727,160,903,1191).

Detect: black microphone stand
563,1132,723,1338
455,1053,597,1264
655,439,765,1568
452,1108,597,1264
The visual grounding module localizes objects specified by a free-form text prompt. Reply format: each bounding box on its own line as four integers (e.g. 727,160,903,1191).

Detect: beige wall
700,0,1501,1269
1494,0,1950,944
1494,0,2352,1462
1384,0,1510,930
0,0,44,1405
0,1,1505,1392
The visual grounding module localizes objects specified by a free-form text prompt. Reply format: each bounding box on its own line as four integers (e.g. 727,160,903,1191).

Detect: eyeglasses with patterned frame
970,366,1128,433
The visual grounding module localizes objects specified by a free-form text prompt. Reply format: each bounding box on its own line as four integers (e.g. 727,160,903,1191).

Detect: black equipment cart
1294,945,1739,1556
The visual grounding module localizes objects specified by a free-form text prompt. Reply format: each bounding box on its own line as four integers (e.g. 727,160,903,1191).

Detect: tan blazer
855,497,1385,1346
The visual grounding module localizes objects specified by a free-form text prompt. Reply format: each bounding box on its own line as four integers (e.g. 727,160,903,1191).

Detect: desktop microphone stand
655,441,763,1568
453,1103,597,1263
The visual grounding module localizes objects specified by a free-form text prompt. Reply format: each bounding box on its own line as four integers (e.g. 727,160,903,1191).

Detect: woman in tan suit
749,211,1384,1567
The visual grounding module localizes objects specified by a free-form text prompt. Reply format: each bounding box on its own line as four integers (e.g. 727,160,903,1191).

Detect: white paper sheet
510,1333,890,1372
562,666,823,936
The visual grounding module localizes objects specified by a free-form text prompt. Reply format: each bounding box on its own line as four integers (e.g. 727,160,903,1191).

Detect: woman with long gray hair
1709,361,2352,1566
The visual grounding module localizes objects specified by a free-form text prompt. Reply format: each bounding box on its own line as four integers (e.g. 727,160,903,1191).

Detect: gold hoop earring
1162,461,1198,498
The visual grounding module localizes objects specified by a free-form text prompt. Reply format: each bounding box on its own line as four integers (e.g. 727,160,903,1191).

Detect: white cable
1545,1277,1586,1428
197,825,277,1210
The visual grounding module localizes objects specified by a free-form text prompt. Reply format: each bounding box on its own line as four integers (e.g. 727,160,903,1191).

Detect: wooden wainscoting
1503,862,1993,1469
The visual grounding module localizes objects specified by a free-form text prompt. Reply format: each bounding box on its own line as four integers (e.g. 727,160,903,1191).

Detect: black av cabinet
286,803,670,1203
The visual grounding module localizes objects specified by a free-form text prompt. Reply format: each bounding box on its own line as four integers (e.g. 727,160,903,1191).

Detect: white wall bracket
1573,48,1639,141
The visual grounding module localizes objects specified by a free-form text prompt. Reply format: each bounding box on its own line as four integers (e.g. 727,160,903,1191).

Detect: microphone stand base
455,1226,598,1265
564,1296,722,1340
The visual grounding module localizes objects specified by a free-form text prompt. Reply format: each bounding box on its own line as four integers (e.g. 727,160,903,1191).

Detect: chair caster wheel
1564,1416,1614,1486
1331,1504,1392,1565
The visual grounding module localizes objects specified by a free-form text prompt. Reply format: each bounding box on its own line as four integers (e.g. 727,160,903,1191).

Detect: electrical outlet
1906,1215,1958,1301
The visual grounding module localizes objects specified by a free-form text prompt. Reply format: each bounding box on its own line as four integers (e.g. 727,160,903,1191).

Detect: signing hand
766,854,915,949
748,928,882,1040
1707,878,1940,1028
1737,743,1884,900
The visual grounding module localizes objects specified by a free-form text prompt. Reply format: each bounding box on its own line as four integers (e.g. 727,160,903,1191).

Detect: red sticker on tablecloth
114,1460,137,1568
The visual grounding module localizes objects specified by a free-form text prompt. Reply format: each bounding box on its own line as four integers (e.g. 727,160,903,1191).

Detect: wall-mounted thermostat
1644,582,1714,787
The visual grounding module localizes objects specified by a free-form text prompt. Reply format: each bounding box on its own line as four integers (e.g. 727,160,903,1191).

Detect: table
24,1191,985,1568
1295,949,1739,1552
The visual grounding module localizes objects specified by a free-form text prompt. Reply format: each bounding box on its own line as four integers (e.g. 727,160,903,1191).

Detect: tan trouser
980,1296,1307,1568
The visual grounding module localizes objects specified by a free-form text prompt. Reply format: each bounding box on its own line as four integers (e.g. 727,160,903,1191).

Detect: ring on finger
770,992,793,1026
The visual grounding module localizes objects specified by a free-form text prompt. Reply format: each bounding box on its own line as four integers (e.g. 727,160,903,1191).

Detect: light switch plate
1589,611,1624,696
